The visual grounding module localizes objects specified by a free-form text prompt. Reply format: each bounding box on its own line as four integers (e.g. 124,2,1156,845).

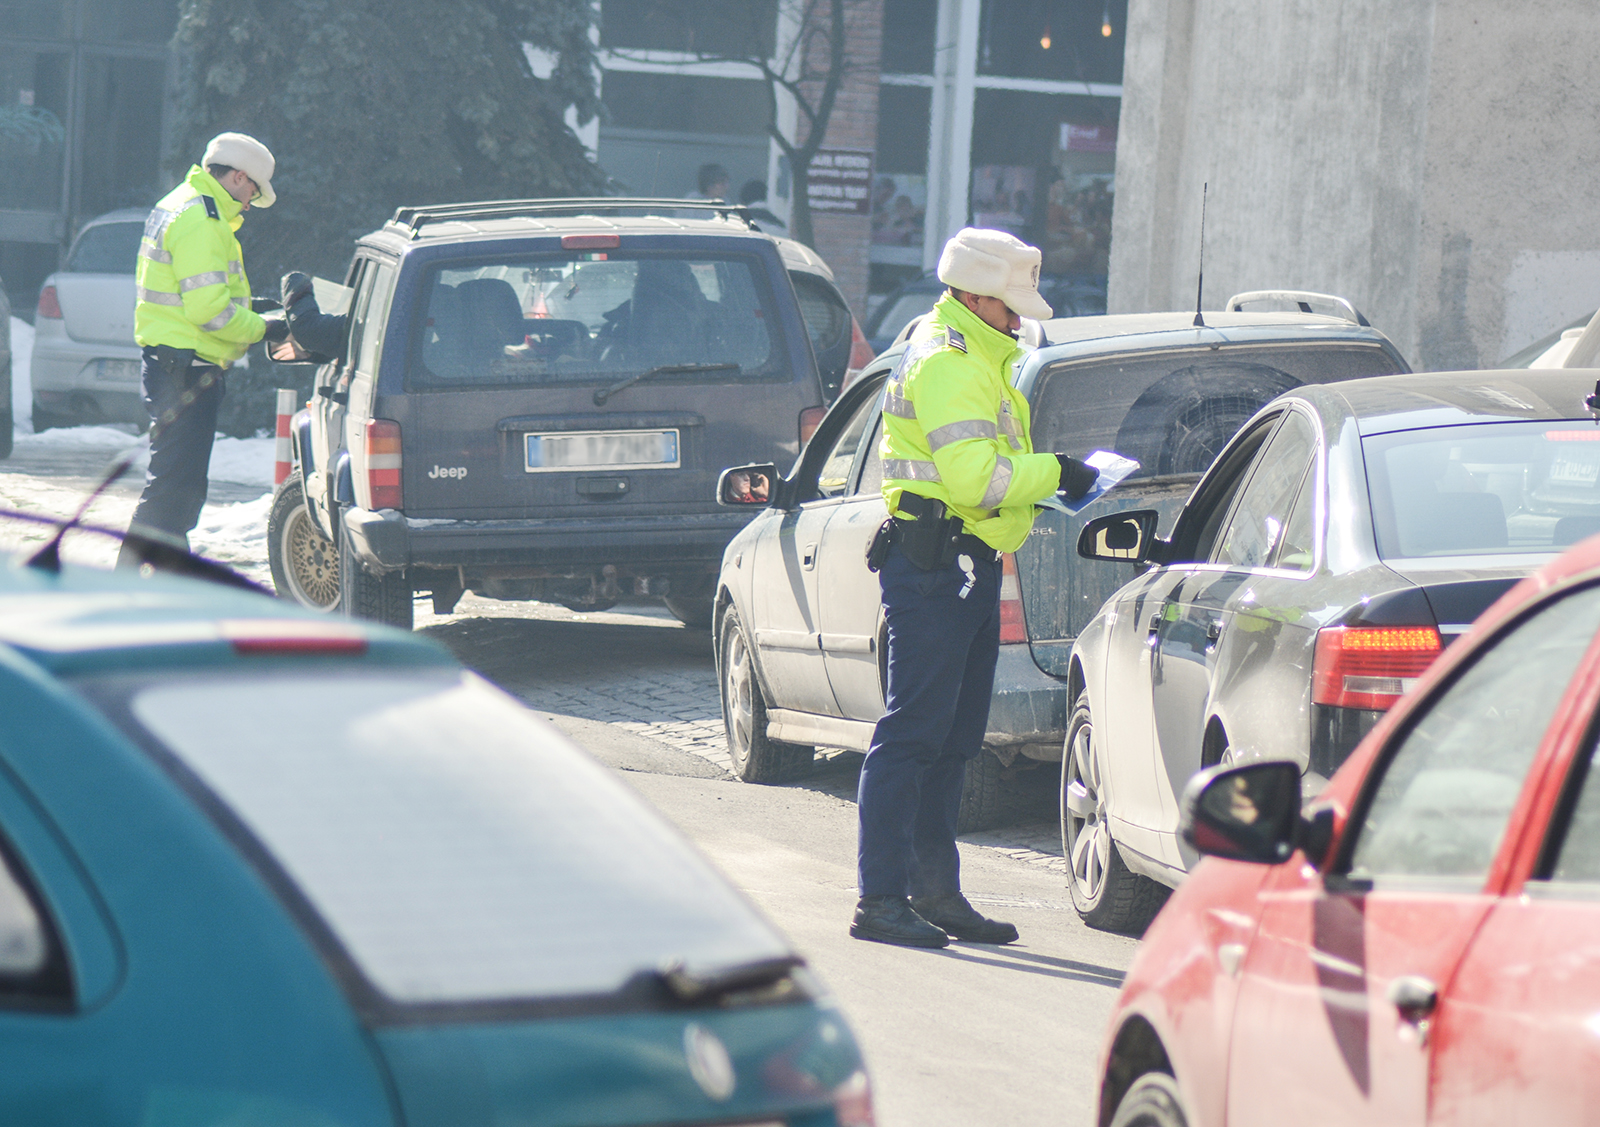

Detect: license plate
525,429,680,472
97,359,141,383
1550,454,1600,486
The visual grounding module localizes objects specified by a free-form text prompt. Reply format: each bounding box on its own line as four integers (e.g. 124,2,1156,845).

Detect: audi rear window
408,253,786,389
66,222,142,274
77,668,790,1008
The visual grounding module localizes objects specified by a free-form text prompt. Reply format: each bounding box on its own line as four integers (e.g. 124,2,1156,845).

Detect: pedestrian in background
853,227,1098,948
120,132,289,564
688,162,730,201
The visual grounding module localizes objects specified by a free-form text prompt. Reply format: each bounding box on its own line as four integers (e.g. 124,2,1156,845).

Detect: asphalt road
3,433,1141,1126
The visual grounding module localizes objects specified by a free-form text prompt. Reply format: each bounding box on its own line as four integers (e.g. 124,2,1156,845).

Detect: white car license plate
96,359,141,383
524,429,680,472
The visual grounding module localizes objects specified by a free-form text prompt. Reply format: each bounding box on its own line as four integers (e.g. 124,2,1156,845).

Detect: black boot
850,895,949,948
910,893,1019,944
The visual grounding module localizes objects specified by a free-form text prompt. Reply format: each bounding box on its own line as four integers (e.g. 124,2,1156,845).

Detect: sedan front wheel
1062,688,1168,933
718,606,813,783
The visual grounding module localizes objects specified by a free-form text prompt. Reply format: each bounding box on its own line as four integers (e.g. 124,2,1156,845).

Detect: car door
1096,414,1284,866
1224,581,1600,1127
817,374,891,720
305,258,371,537
752,383,882,718
1148,410,1320,854
1426,620,1600,1125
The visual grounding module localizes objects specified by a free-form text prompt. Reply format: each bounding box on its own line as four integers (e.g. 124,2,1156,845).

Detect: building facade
1109,0,1600,368
1,0,176,314
593,0,1126,316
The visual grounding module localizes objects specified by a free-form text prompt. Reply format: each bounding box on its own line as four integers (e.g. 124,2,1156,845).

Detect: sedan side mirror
1180,760,1303,865
1077,510,1162,563
267,336,312,363
718,464,778,508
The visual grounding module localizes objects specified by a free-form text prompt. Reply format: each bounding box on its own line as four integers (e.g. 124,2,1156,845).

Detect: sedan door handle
802,543,817,570
1205,618,1223,642
1147,612,1163,636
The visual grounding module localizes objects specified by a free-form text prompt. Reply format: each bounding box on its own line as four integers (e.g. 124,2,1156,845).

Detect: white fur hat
202,132,276,208
936,227,1051,320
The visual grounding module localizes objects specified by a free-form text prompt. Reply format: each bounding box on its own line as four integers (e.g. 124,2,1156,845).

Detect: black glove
261,310,291,344
251,295,282,313
1056,454,1098,501
281,271,314,312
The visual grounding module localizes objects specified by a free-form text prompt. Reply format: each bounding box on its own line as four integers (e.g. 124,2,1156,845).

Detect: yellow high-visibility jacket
134,166,265,367
880,292,1061,553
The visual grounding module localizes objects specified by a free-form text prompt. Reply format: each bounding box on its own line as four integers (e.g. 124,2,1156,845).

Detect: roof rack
388,198,759,238
1225,290,1370,326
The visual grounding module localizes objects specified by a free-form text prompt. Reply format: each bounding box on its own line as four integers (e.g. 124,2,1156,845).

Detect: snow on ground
10,316,32,432
10,426,275,487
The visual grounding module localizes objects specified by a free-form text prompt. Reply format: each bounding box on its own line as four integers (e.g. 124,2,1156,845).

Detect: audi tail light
36,285,61,319
800,406,827,446
1312,625,1442,710
362,419,403,510
999,552,1028,644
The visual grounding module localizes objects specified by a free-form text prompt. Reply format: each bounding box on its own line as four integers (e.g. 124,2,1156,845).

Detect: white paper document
1036,450,1141,515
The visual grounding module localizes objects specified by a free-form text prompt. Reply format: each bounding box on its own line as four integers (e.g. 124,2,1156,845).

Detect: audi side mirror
1077,510,1162,563
718,464,778,509
267,336,312,363
1180,760,1304,865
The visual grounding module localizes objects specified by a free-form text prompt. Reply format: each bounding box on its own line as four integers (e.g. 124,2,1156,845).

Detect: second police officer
853,227,1098,948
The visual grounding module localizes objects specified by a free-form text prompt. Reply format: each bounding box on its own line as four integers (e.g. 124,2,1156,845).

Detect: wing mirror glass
717,464,778,508
1180,760,1304,865
1077,509,1161,563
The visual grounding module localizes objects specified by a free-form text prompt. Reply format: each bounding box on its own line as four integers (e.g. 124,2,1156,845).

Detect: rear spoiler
1226,290,1370,326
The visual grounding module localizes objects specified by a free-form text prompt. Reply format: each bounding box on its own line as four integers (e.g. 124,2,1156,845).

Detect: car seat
422,284,469,380
456,278,527,376
1553,514,1600,546
626,259,713,367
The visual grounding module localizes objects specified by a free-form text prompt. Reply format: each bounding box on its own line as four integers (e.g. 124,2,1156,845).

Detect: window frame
1206,407,1322,577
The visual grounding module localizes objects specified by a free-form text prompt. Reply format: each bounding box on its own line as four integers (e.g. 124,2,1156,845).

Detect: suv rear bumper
343,508,756,576
984,644,1069,761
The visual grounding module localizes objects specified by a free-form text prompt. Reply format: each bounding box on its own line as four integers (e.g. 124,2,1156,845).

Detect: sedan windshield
77,668,790,1008
410,253,782,389
1365,420,1600,558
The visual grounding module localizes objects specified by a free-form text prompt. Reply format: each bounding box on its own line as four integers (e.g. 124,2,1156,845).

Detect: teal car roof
0,559,452,676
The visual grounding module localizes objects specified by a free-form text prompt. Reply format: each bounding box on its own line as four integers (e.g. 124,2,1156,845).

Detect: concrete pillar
922,0,979,270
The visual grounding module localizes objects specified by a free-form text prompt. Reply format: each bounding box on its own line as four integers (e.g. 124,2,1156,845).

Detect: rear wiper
593,363,739,406
655,954,804,1004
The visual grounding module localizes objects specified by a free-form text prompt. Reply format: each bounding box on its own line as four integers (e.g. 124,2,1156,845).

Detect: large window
410,253,784,389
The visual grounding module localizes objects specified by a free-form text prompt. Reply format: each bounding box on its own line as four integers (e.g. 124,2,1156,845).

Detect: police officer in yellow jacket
852,228,1097,948
121,132,289,562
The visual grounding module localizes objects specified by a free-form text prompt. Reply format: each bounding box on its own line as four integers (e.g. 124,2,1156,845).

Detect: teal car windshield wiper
593,363,739,406
656,954,805,1003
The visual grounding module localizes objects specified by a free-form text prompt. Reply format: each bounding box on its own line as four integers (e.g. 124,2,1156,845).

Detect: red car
1096,529,1600,1126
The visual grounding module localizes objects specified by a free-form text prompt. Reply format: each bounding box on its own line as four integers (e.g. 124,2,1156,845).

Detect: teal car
0,556,871,1126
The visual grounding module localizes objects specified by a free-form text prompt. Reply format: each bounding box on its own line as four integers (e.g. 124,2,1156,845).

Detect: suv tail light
1312,625,1442,710
36,285,61,319
800,406,826,446
361,419,403,510
999,552,1027,644
846,316,875,376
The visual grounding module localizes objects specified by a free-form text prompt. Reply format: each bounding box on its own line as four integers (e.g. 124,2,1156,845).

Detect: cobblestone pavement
417,594,1067,876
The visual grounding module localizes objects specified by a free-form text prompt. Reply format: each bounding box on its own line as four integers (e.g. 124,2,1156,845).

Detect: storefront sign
1060,123,1117,153
806,148,875,215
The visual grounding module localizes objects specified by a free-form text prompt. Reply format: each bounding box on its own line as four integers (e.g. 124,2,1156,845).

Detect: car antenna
1193,182,1208,328
26,451,138,573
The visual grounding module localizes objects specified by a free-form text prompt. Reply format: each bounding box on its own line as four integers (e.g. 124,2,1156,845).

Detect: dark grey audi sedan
1065,368,1600,930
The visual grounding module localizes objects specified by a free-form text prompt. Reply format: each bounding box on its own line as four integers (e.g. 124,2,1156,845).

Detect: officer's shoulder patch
201,195,220,221
945,327,967,353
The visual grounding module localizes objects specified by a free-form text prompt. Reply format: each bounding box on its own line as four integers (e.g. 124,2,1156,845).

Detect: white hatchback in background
30,208,148,430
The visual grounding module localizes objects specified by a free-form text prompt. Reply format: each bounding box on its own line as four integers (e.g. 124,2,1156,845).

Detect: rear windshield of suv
1030,342,1401,479
409,253,785,389
76,667,791,1008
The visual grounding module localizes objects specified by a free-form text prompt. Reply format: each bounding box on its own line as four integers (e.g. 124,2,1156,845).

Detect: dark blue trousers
857,541,1002,898
127,345,224,546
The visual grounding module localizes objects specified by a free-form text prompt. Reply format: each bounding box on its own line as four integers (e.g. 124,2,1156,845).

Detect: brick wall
804,0,882,319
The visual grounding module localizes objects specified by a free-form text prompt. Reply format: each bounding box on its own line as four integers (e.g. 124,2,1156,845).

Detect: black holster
891,492,964,571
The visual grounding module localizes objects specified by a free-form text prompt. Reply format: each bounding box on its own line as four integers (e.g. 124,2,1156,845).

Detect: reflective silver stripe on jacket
884,458,942,482
137,286,183,306
998,401,1023,450
980,455,1013,509
142,195,207,248
884,381,916,419
926,418,997,452
138,242,173,264
179,270,228,292
227,259,242,276
200,298,243,331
